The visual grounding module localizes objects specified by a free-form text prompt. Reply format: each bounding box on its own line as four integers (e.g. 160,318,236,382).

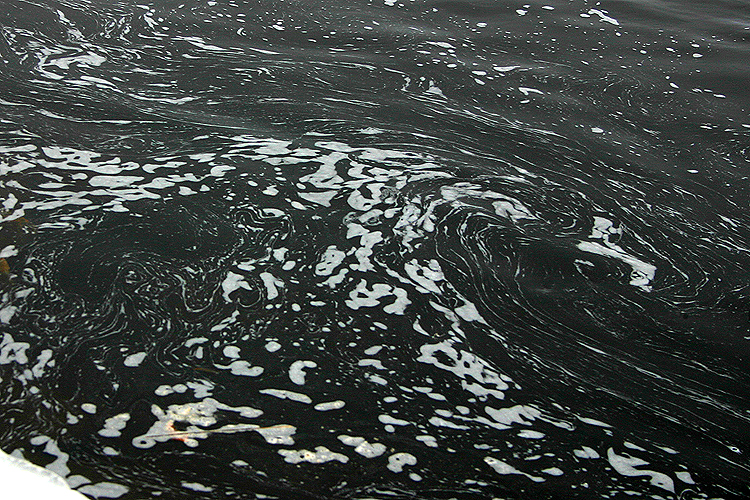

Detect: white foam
77,482,130,498
577,240,656,291
387,452,417,473
181,482,213,492
259,388,312,404
97,414,132,438
417,341,510,400
259,272,283,300
606,448,674,492
416,435,438,448
88,175,143,188
518,430,545,439
345,279,411,315
298,191,337,206
588,8,620,26
519,87,544,96
223,346,241,359
358,359,385,370
278,447,348,464
314,400,345,411
0,334,30,364
577,416,612,428
255,425,296,445
454,298,487,324
132,399,263,449
364,345,383,355
675,471,695,484
265,341,281,352
338,435,386,458
573,446,600,459
215,360,264,377
486,405,541,426
0,245,17,258
289,360,317,385
81,403,97,414
221,272,252,301
428,416,469,430
542,467,564,476
484,457,544,482
378,415,410,426
492,197,534,221
123,352,146,367
404,259,444,294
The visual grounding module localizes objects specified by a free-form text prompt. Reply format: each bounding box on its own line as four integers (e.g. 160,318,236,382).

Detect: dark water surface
1,0,749,498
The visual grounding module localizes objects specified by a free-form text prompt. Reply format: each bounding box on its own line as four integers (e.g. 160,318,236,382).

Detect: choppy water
1,1,749,499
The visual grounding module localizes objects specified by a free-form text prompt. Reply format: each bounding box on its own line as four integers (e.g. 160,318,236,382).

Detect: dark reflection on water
1,0,749,499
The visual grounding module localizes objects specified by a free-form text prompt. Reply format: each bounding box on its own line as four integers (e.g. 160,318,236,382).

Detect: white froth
345,279,411,315
484,457,544,482
314,400,345,411
88,175,144,188
0,245,17,258
289,360,317,385
298,190,338,206
404,259,444,294
216,360,264,377
542,467,564,476
675,471,695,484
577,416,612,428
155,384,188,397
378,415,410,426
588,8,620,26
255,425,296,445
77,482,130,498
577,239,656,291
123,352,146,367
0,305,19,324
606,448,674,492
486,405,541,427
519,87,544,96
454,298,487,324
132,399,262,449
221,271,252,301
518,430,545,439
338,435,386,458
358,359,385,370
81,403,97,414
259,272,283,300
416,435,438,448
364,345,383,355
0,334,29,363
181,481,213,492
265,341,281,352
98,414,130,438
428,416,469,430
573,446,600,459
223,346,241,359
387,452,417,473
259,388,312,404
279,447,349,464
417,341,510,400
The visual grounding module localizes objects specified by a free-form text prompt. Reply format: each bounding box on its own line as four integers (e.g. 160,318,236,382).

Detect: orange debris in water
0,258,8,275
164,421,189,442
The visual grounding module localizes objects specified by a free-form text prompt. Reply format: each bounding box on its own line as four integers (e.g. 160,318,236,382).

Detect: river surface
1,1,749,499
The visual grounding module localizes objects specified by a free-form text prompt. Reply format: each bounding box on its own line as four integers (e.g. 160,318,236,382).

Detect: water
1,1,749,498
